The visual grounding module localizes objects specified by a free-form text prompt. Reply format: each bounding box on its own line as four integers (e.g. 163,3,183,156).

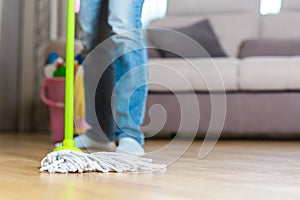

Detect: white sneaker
116,137,145,156
55,134,116,151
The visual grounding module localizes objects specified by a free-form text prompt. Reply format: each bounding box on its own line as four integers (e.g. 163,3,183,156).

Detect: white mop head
40,150,166,173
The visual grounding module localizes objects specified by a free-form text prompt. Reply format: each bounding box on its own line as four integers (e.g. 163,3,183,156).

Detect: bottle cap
48,53,59,64
53,66,66,77
75,54,83,65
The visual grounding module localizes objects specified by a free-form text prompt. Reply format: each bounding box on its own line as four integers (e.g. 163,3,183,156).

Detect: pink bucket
40,78,65,142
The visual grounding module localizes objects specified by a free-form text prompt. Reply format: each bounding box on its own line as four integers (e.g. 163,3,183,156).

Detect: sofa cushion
167,0,261,15
148,57,239,92
239,39,300,58
261,13,300,39
239,57,300,91
150,13,260,57
148,20,227,58
282,0,300,11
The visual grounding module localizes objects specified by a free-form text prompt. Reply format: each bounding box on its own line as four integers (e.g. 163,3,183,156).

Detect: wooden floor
0,133,300,200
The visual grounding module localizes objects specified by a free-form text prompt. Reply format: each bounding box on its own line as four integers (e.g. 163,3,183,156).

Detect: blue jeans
78,0,148,146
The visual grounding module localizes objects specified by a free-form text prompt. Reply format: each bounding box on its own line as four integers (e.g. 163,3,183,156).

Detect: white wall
142,0,168,26
260,0,282,15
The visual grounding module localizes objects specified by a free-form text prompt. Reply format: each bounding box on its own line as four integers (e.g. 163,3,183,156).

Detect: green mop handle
64,0,75,142
56,0,81,151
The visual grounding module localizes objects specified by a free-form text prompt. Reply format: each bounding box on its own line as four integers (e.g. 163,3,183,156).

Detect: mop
40,0,166,174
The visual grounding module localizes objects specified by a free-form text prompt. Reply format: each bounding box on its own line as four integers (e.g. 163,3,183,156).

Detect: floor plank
0,133,300,200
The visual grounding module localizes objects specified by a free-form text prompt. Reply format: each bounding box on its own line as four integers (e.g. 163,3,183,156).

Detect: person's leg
91,0,116,143
107,0,148,155
77,0,102,58
66,0,115,150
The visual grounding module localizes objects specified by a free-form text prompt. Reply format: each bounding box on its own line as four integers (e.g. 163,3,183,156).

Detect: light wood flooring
0,133,300,200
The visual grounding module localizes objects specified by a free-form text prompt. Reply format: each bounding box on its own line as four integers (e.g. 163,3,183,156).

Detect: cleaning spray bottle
44,52,65,77
53,63,66,77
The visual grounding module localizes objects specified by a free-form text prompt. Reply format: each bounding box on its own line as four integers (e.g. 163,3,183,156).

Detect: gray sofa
142,0,300,139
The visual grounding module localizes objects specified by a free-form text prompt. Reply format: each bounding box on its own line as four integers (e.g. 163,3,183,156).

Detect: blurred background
0,0,300,140
0,0,167,133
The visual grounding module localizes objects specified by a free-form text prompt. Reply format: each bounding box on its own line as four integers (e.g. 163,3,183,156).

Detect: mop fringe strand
40,150,166,173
